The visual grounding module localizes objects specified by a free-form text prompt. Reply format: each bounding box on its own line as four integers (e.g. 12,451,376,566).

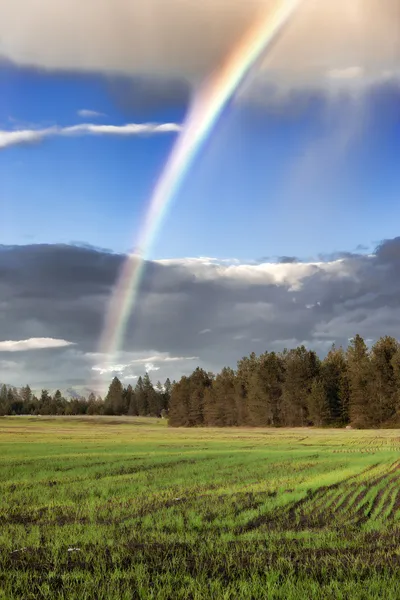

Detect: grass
1,417,400,598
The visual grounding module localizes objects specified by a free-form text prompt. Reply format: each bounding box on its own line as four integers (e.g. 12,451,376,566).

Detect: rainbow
97,0,301,370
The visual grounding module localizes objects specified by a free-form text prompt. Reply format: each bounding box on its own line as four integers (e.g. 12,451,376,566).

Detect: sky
0,0,400,392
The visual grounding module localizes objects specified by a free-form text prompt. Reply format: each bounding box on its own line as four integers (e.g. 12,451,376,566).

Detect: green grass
1,417,400,598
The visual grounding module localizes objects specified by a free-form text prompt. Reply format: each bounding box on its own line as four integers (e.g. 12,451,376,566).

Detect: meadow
1,417,400,599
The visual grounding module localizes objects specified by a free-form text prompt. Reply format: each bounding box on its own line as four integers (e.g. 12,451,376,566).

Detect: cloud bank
2,240,400,390
1,0,399,98
0,122,182,150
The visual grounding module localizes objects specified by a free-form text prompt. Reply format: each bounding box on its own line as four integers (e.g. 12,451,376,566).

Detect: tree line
168,335,400,429
0,373,172,418
2,334,400,428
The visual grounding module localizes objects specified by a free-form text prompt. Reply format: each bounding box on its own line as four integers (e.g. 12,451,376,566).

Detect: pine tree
347,335,373,428
203,386,218,426
308,378,330,426
20,385,33,409
0,385,8,415
163,378,172,411
169,376,191,426
187,368,212,426
247,352,283,427
321,345,349,425
87,392,98,415
143,373,160,416
280,347,319,426
104,377,124,415
370,336,399,425
213,367,238,426
135,376,148,416
124,385,137,416
52,390,65,415
235,353,258,426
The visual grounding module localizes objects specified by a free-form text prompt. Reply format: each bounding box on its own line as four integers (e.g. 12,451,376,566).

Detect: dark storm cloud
2,238,400,390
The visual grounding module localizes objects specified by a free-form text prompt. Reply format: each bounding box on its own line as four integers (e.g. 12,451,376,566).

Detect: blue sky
1,63,400,261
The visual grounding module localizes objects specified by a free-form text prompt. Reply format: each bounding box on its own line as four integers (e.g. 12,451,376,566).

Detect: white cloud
77,109,106,118
0,0,399,98
145,362,160,372
128,353,198,364
92,363,129,375
0,127,54,149
89,352,198,381
156,256,353,290
0,122,182,150
199,329,211,334
0,338,75,352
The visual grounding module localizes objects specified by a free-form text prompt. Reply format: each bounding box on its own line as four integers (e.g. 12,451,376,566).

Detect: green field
1,418,400,599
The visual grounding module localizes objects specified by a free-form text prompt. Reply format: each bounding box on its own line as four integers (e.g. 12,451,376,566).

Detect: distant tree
280,347,320,426
204,367,237,426
52,390,66,415
163,378,172,411
235,353,258,426
169,376,191,426
104,377,124,415
143,373,160,416
347,335,373,428
135,376,148,416
187,368,213,426
39,389,52,415
0,385,8,415
308,378,330,426
321,345,349,425
87,391,103,415
370,336,399,425
247,352,284,427
20,385,33,414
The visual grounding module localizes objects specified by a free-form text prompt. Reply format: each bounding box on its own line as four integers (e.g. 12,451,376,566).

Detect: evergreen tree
124,385,137,416
169,376,191,426
247,353,283,426
280,347,320,426
235,353,258,426
321,345,349,425
87,392,98,415
347,335,373,428
308,378,330,426
143,373,160,416
39,389,52,415
0,385,8,415
370,336,399,425
213,367,238,426
163,378,172,411
135,376,148,416
20,385,33,414
187,367,212,426
203,385,218,426
104,377,124,415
